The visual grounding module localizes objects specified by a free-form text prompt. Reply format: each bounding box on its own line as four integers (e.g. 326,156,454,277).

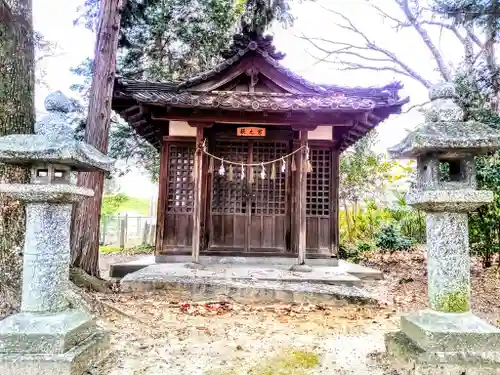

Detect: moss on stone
434,290,469,312
205,349,320,375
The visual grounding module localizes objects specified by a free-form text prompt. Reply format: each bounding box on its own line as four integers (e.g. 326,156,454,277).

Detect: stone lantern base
0,333,108,375
0,310,109,375
385,310,500,375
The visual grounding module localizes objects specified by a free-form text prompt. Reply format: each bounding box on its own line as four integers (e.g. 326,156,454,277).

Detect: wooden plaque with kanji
237,127,266,137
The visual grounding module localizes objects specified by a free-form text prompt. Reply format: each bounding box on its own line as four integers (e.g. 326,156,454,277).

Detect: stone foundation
385,310,500,375
0,331,109,375
385,330,500,375
400,310,500,353
0,310,97,354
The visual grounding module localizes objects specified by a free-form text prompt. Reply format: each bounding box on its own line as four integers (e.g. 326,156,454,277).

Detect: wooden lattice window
166,143,195,213
251,141,288,215
307,147,331,216
211,141,248,214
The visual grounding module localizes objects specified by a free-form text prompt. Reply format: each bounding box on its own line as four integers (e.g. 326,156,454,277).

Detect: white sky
33,0,466,199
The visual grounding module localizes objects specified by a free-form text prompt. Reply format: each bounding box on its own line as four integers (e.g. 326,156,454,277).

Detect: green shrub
387,194,426,244
356,241,373,253
375,223,412,251
339,241,373,263
338,243,352,260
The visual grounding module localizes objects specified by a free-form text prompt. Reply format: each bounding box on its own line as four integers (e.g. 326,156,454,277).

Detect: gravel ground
93,295,398,375
92,249,499,374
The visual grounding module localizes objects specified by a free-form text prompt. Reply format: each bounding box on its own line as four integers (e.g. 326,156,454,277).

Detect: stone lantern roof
0,92,114,172
388,83,500,159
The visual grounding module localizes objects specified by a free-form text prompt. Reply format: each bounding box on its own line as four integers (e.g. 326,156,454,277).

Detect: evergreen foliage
72,0,298,181
433,0,500,28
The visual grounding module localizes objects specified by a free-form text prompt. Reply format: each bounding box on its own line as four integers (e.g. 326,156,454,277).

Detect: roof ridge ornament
221,25,285,61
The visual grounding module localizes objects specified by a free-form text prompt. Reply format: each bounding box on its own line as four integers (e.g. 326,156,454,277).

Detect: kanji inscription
237,127,266,137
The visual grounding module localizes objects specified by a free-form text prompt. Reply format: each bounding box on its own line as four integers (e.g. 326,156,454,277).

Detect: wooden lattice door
210,140,248,251
209,139,289,253
248,140,288,251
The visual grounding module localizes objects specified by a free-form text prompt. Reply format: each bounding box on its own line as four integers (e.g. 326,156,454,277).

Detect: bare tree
302,0,493,92
300,0,499,233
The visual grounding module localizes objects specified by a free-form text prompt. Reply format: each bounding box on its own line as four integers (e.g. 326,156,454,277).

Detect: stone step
121,263,363,286
109,255,342,278
110,257,383,281
120,264,378,305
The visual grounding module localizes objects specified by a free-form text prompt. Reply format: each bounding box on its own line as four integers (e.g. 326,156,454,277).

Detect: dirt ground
361,248,500,325
91,249,500,374
93,297,397,375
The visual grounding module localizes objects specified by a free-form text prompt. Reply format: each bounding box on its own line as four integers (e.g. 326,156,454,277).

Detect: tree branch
421,20,466,43
402,100,431,113
396,0,451,82
336,63,415,78
466,27,483,49
303,6,432,88
301,36,395,63
369,3,411,29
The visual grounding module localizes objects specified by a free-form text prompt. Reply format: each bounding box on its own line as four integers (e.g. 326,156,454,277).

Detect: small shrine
0,92,114,375
386,83,500,374
112,28,408,267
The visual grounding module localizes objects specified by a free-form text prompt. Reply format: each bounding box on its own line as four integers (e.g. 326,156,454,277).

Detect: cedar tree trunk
71,0,125,277
0,0,35,317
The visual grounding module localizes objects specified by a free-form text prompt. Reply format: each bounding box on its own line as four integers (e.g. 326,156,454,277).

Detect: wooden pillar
331,146,340,257
154,141,169,256
191,126,204,265
298,130,307,264
291,130,311,272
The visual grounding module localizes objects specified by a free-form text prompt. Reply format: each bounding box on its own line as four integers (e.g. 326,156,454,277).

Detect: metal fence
100,215,156,248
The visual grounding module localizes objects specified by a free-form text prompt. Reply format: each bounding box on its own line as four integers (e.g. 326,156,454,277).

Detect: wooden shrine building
112,30,408,266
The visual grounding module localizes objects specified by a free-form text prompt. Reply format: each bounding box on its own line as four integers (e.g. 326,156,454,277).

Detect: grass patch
100,244,153,255
102,194,151,216
100,246,122,254
206,348,320,375
118,197,150,216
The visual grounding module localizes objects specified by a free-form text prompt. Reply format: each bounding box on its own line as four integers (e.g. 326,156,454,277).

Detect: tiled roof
114,31,406,111
112,30,408,152
118,89,407,113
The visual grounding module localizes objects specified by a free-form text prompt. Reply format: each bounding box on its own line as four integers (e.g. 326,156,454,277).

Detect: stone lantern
0,92,114,375
385,83,500,374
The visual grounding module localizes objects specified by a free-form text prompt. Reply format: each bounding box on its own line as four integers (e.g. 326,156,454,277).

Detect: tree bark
71,0,125,277
0,0,35,317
